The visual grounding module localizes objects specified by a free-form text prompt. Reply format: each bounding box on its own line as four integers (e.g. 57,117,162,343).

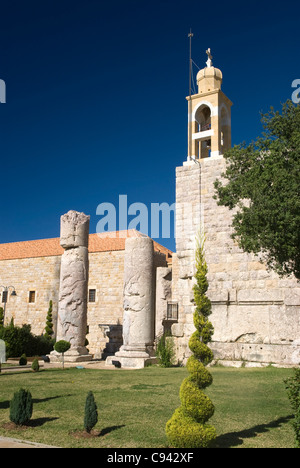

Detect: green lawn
0,366,296,448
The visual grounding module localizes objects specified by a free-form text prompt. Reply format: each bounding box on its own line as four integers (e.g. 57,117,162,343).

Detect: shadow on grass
0,401,9,409
70,425,125,440
0,371,33,377
99,425,125,436
0,394,73,410
27,417,59,427
215,414,293,448
2,417,60,432
32,394,73,404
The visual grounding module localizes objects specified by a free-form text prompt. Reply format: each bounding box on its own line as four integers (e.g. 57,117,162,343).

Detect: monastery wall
0,251,126,358
172,159,300,366
0,256,61,334
0,247,169,359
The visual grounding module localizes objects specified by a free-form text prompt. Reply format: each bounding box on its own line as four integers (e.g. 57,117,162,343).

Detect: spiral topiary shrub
166,234,216,448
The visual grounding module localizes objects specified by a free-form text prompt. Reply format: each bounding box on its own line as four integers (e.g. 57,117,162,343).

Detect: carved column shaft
56,210,90,356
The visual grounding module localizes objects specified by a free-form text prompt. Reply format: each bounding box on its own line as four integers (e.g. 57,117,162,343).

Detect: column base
49,346,93,363
106,345,157,369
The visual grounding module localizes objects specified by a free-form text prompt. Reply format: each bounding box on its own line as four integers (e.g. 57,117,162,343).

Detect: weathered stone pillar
155,267,172,337
109,237,156,368
51,210,92,362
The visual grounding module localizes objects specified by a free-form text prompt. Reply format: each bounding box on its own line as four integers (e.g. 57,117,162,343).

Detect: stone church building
0,53,299,367
0,230,172,359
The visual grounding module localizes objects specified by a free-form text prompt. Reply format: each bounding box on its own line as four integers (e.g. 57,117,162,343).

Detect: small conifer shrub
84,391,98,433
10,388,33,426
156,332,175,367
19,354,27,366
31,358,40,372
166,234,216,448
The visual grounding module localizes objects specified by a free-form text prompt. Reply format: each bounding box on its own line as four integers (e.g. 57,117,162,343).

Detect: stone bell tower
187,48,232,161
171,49,300,367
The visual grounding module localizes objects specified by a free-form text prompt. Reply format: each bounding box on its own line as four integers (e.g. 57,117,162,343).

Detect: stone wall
0,256,61,333
172,158,300,366
87,250,125,357
0,247,170,360
0,250,125,358
171,163,201,362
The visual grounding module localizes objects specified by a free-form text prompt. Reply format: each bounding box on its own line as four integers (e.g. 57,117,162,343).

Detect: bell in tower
187,49,232,161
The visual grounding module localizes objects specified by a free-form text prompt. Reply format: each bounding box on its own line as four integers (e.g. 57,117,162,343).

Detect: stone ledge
211,341,300,367
210,359,297,369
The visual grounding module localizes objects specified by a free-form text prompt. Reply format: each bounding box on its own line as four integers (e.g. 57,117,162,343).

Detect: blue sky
0,0,299,252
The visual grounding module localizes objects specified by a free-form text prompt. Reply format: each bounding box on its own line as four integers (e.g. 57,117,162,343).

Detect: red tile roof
0,230,173,261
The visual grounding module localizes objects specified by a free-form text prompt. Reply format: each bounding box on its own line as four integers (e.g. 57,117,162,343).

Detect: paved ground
1,359,117,372
0,436,59,448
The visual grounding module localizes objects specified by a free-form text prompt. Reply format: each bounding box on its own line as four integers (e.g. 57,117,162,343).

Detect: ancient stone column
155,266,172,337
111,236,156,368
51,210,92,362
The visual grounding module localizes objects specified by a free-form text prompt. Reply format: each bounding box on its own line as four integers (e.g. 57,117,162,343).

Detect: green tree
19,354,27,366
44,300,54,340
84,391,98,434
10,388,33,426
0,307,4,327
31,358,40,372
214,100,300,280
156,332,175,368
284,369,300,448
54,340,71,369
166,234,216,448
0,321,53,357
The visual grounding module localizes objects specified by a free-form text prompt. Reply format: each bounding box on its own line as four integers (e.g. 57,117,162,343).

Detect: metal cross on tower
206,48,213,67
188,29,194,98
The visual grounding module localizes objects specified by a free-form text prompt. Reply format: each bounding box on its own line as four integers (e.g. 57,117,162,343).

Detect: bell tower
187,49,232,160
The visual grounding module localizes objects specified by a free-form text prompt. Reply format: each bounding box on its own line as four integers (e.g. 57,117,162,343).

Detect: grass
0,366,296,448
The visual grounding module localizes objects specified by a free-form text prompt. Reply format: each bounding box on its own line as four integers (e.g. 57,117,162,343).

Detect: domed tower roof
196,48,223,94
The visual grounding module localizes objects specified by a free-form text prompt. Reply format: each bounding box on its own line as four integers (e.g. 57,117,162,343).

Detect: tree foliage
156,332,175,368
284,369,300,448
31,358,40,372
214,100,300,279
0,307,4,327
0,320,53,357
54,340,71,369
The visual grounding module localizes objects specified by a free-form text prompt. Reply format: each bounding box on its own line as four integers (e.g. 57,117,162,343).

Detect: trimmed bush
54,340,71,354
31,358,40,372
166,234,216,448
156,333,175,367
19,354,27,366
0,321,53,357
285,368,300,448
10,388,33,426
54,340,71,369
84,391,98,433
166,407,216,449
